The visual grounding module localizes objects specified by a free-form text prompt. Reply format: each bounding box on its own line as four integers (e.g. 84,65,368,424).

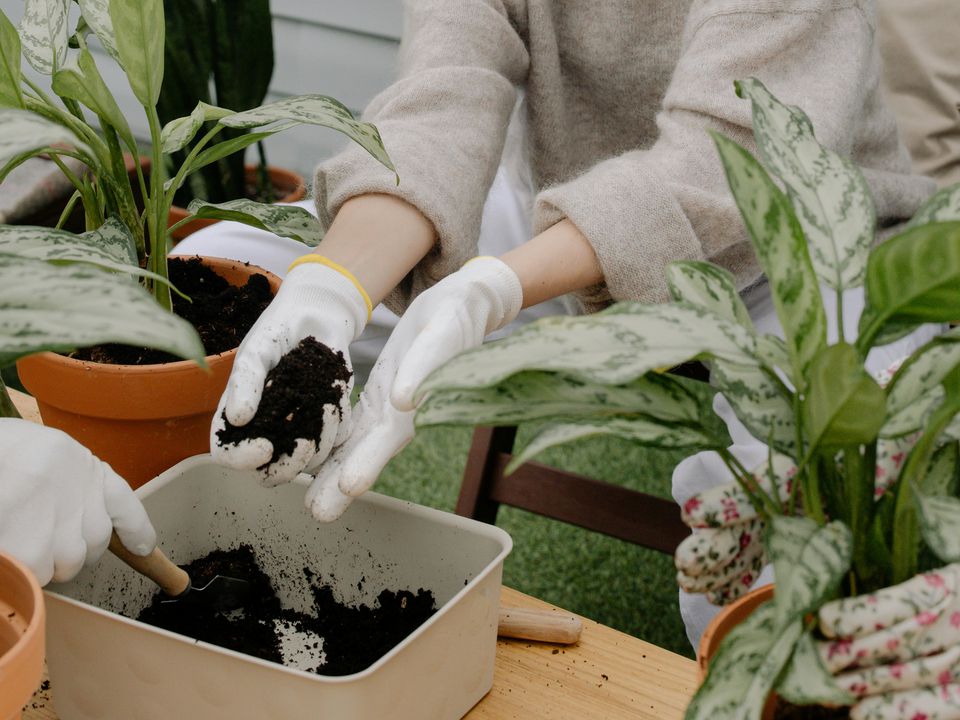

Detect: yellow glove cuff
287,254,373,321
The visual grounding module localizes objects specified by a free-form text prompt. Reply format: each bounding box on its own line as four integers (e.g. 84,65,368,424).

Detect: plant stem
164,124,225,209
0,378,21,419
55,189,82,229
102,125,145,259
719,449,780,518
256,141,272,199
836,287,845,343
146,105,172,311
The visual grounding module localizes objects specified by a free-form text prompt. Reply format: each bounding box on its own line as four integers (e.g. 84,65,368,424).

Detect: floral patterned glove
818,564,960,720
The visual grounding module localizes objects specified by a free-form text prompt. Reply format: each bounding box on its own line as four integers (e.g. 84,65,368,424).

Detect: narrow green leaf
777,631,855,707
736,78,874,291
185,199,323,246
803,343,886,449
19,0,69,74
76,0,119,62
711,131,826,382
52,48,134,148
0,10,23,107
882,329,960,437
769,516,852,629
858,221,960,351
0,108,90,166
907,183,960,228
160,102,234,154
710,360,796,454
109,0,164,107
167,126,290,193
666,261,753,328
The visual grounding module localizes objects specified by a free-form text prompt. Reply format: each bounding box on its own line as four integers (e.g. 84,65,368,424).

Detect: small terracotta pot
16,257,281,488
168,165,306,241
0,552,44,720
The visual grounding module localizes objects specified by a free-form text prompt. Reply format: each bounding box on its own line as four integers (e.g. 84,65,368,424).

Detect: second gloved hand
304,256,523,521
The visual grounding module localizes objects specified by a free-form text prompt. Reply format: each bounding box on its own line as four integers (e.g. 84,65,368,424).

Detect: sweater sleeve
534,0,935,312
313,0,529,314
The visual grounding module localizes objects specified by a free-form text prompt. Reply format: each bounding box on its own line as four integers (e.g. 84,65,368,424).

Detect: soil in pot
215,337,351,469
135,545,437,676
72,256,274,365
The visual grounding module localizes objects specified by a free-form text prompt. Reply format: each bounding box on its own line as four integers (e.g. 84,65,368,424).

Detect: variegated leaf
109,0,164,107
777,631,855,706
754,335,792,374
0,255,205,365
0,108,90,166
769,516,852,629
416,371,702,428
666,262,753,328
858,221,960,351
186,199,323,246
915,489,960,563
76,0,119,62
220,95,395,176
710,359,796,454
711,131,826,383
0,10,23,107
919,442,959,499
18,0,69,74
882,329,960,437
160,101,234,154
419,303,760,399
164,128,287,194
506,417,716,474
686,602,803,720
0,218,134,266
907,183,960,228
52,48,134,146
736,78,874,290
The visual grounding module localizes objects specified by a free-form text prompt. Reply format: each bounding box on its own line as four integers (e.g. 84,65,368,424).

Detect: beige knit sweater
314,0,935,314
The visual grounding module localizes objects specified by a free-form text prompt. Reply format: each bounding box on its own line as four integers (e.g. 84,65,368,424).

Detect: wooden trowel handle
497,606,583,644
108,531,191,597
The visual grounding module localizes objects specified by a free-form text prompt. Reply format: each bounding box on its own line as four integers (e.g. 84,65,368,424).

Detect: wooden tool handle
108,531,190,597
497,606,583,644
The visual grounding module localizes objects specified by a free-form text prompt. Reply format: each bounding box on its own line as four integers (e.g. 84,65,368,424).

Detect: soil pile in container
135,545,437,676
73,257,273,365
215,336,351,469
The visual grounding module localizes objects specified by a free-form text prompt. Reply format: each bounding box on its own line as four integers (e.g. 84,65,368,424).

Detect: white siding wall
0,0,402,177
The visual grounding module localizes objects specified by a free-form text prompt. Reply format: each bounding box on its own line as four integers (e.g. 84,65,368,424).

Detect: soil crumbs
215,336,351,468
136,545,436,676
73,256,273,365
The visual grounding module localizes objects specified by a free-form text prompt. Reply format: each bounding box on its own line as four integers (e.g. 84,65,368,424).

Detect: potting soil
135,545,437,676
215,336,352,469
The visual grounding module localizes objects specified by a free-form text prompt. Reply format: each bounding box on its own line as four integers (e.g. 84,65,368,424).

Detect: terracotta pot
16,257,281,489
0,552,44,720
168,165,306,241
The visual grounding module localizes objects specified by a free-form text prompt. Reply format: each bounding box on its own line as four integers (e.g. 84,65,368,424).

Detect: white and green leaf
710,359,796,454
186,199,324,246
0,108,90,166
52,48,134,147
711,131,826,383
76,0,120,62
915,488,960,564
0,10,23,107
666,261,753,328
777,631,855,707
109,0,164,107
736,78,874,291
160,101,234,154
18,0,69,74
907,183,960,228
882,329,960,437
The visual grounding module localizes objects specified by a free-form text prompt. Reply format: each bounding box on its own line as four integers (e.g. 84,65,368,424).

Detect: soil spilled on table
215,336,351,469
136,545,437,676
72,256,274,365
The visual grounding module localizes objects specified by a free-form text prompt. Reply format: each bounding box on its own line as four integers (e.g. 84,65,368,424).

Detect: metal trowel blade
160,574,251,612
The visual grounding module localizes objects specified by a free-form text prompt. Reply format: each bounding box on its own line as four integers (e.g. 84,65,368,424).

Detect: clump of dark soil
215,336,351,469
136,545,437,676
773,698,849,719
73,256,273,365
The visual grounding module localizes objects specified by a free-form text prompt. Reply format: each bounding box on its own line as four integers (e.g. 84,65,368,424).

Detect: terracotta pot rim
697,583,775,677
0,551,44,668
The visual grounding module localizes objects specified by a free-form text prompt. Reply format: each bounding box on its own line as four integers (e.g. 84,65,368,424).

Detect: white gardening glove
211,257,369,486
0,419,156,585
817,564,960,720
304,256,523,521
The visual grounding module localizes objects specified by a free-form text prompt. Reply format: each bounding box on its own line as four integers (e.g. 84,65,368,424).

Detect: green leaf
210,0,273,114
777,631,855,706
882,329,960,437
686,602,803,720
52,48,134,148
907,183,960,228
0,10,23,107
915,489,960,564
0,108,90,166
507,417,716,474
858,221,960,351
160,101,234,154
666,261,753,328
416,371,702,428
0,255,205,366
419,303,760,399
735,78,874,291
220,95,396,177
710,360,796,454
803,343,886,449
769,516,852,629
109,0,164,107
19,0,69,74
168,127,289,193
185,199,323,246
76,0,119,62
711,131,826,383
919,442,959,499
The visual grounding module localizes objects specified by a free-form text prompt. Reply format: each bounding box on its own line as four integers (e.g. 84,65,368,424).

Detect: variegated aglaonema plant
413,78,960,717
0,0,394,417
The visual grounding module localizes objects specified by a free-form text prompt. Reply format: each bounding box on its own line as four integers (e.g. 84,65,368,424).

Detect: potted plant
0,0,394,485
0,551,45,720
413,78,960,718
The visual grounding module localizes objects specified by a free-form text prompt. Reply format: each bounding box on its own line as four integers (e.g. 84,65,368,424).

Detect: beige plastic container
45,455,512,720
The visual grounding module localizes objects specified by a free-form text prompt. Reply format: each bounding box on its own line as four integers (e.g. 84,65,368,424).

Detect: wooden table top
10,389,698,719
